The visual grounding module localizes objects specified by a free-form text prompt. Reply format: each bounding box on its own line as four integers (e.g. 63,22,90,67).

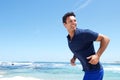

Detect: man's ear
63,23,67,28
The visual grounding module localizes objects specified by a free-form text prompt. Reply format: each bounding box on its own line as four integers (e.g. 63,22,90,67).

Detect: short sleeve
82,29,98,42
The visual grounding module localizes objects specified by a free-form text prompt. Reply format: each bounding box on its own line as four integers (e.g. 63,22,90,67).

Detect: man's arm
96,34,110,57
87,34,110,65
70,55,77,66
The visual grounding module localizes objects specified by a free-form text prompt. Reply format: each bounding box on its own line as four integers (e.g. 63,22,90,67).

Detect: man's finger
87,56,92,59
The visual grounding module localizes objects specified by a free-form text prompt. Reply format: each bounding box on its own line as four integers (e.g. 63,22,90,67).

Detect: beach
0,62,120,80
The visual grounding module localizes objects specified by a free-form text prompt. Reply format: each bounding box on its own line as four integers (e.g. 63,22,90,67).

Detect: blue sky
0,0,120,63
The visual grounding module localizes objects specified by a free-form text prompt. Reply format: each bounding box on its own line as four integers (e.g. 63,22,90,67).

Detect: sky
0,0,120,63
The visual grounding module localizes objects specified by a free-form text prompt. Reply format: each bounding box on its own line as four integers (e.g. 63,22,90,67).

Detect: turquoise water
0,62,120,80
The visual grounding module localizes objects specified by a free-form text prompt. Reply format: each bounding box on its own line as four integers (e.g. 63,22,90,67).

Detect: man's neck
68,30,75,40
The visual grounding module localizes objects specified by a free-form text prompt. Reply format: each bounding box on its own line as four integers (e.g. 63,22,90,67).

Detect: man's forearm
73,55,77,59
96,35,110,57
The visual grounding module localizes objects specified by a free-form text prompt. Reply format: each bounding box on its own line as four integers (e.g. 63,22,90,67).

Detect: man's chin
73,27,76,30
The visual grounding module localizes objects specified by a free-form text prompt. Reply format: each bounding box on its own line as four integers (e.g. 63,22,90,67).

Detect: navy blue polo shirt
67,28,102,71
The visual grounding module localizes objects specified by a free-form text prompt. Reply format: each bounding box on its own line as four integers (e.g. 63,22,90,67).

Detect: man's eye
69,20,72,23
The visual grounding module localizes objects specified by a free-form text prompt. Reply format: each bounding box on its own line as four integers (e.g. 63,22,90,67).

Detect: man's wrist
96,53,101,59
73,55,76,59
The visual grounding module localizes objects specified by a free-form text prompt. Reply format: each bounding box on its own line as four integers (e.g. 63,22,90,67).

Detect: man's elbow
105,36,110,44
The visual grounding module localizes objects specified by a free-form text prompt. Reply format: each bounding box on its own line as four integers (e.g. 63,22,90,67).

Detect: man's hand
70,57,76,66
87,34,110,65
87,54,100,65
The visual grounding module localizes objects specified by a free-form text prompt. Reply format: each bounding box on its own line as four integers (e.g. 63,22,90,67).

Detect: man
62,12,110,80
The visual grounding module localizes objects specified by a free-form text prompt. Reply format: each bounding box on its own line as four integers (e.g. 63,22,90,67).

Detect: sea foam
0,76,43,80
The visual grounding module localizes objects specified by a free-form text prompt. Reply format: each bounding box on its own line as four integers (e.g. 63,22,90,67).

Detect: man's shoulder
76,28,92,33
76,28,98,36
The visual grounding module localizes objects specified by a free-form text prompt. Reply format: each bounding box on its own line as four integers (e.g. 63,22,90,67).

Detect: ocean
0,62,120,80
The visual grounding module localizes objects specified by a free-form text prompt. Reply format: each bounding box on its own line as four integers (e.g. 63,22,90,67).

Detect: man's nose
72,21,76,24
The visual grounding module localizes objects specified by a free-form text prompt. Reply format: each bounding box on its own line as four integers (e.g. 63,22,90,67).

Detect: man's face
64,16,77,32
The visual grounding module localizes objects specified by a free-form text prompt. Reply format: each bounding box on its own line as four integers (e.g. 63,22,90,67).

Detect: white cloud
73,0,93,12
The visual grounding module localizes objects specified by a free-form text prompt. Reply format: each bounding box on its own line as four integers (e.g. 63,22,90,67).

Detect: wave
0,76,42,80
0,61,120,71
0,61,32,66
0,62,71,69
104,65,120,71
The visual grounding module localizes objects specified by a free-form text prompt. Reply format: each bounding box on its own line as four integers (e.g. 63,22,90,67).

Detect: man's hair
62,12,76,23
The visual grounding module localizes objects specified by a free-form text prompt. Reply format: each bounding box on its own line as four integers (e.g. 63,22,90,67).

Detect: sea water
0,62,120,80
